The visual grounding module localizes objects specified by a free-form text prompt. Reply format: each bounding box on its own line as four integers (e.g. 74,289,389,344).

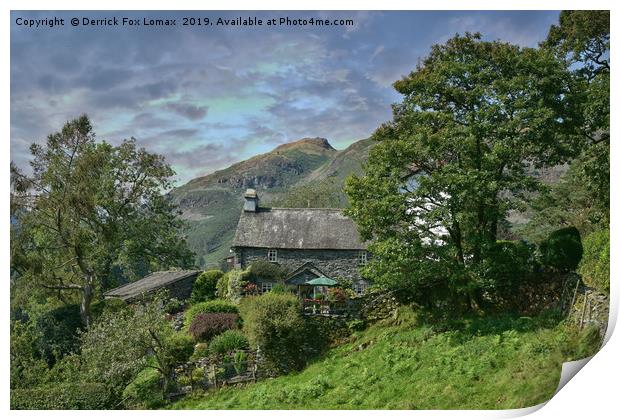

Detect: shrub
539,227,583,272
248,261,286,282
270,283,288,294
191,343,210,360
10,382,116,409
121,368,164,409
191,270,224,303
188,313,239,341
240,293,310,373
184,299,238,327
578,229,610,294
164,297,185,314
217,269,249,301
477,240,535,300
34,303,83,365
208,330,249,355
91,298,131,319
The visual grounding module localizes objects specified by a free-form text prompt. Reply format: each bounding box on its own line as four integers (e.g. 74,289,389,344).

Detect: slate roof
232,207,366,250
104,270,201,301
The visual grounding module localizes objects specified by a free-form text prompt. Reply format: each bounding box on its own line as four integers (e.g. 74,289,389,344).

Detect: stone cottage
231,189,370,295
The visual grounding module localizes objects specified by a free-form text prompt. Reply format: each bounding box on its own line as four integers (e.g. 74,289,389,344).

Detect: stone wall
561,274,610,338
235,246,370,286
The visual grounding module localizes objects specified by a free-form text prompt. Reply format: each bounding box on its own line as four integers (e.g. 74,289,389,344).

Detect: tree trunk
81,280,94,327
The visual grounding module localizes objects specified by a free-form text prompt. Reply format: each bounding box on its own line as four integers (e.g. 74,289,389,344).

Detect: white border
2,1,618,419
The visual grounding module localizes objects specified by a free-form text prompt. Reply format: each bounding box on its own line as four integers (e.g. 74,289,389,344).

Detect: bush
122,368,164,409
240,293,310,373
248,261,286,282
217,269,249,302
34,303,83,365
191,343,210,360
184,299,238,327
477,240,535,299
11,382,116,409
208,330,249,355
539,227,583,272
192,270,224,303
578,229,610,294
91,298,131,319
188,313,239,341
164,297,185,314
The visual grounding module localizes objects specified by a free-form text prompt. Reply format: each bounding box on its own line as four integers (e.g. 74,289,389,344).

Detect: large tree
539,11,610,229
345,33,580,310
11,116,194,326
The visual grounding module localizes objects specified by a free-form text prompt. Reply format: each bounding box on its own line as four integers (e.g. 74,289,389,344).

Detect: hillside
170,307,598,409
169,137,373,267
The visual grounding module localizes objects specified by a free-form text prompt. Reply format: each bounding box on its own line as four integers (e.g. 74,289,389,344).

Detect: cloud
10,10,560,185
164,102,209,121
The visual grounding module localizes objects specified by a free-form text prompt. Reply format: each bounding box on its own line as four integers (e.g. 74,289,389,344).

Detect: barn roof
232,207,366,250
103,270,201,301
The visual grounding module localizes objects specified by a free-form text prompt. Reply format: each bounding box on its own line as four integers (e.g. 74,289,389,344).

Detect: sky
11,10,560,185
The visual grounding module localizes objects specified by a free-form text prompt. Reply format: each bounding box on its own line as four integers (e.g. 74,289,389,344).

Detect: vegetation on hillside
9,11,609,411
171,307,600,410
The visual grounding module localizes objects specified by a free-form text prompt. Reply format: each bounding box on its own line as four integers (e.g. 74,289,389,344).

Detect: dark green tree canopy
11,115,194,325
346,33,579,310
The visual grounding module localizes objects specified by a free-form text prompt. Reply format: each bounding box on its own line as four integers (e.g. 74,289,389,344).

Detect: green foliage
191,270,224,303
578,229,610,293
191,343,210,360
11,382,116,409
345,33,578,312
122,367,165,409
10,115,194,326
79,297,191,395
475,241,536,302
172,308,599,409
10,320,50,389
91,298,131,320
33,304,82,366
233,351,248,375
208,330,250,355
240,293,312,373
526,11,610,239
248,261,286,282
216,269,249,302
184,299,238,327
539,227,583,272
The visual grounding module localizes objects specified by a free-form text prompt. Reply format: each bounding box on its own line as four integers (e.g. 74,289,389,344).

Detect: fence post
579,291,589,331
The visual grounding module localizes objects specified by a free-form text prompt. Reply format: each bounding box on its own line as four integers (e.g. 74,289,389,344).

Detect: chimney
243,188,259,212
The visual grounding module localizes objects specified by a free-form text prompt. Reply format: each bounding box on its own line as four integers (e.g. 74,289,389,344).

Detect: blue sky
11,10,560,185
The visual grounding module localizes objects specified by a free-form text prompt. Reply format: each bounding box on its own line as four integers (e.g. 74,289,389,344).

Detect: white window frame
354,283,367,296
267,249,278,263
261,282,274,293
358,250,368,266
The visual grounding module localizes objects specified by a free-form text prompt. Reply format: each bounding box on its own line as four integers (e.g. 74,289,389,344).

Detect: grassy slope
170,308,595,410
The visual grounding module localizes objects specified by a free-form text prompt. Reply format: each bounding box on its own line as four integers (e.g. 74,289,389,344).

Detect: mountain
169,137,373,268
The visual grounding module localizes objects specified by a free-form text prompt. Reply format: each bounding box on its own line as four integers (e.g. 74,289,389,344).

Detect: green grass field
169,307,599,410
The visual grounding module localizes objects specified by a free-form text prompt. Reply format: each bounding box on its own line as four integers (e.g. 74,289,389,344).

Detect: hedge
578,229,610,294
208,330,249,355
188,312,239,341
184,299,238,327
11,382,116,409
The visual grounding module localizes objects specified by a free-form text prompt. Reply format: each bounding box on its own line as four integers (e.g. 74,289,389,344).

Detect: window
261,282,274,293
267,249,278,262
354,283,367,296
358,250,368,266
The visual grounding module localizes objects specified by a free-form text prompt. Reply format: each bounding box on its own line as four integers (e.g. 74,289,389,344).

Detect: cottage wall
235,247,369,285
